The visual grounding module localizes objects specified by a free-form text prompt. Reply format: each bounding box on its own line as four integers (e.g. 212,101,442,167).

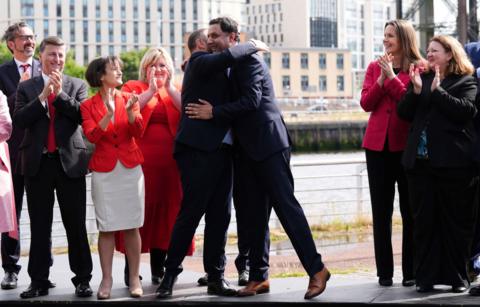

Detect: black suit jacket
0,59,41,172
13,75,89,178
174,43,259,153
397,72,478,170
212,53,290,161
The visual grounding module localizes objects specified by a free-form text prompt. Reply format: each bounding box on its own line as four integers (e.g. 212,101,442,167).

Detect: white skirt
91,161,145,232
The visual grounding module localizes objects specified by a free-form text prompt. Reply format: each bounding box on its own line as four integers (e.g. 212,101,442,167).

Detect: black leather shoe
238,270,249,286
156,273,177,299
207,279,238,296
378,277,393,287
402,279,415,287
152,268,165,285
75,282,93,297
470,285,480,296
20,284,49,299
197,273,208,286
452,285,468,293
416,285,433,293
1,272,18,290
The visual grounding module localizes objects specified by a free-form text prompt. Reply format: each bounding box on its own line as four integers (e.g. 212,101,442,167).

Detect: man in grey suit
0,22,43,290
14,36,93,299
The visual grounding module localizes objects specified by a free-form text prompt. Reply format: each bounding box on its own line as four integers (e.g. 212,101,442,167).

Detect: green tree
64,51,86,79
119,48,148,82
0,44,13,65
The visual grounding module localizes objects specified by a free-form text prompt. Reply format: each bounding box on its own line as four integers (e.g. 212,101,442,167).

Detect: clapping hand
104,88,115,117
378,53,395,79
126,92,138,111
431,65,441,92
148,67,159,93
409,63,422,94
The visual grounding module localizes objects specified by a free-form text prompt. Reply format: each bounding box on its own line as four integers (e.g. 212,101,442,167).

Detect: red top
122,80,181,136
80,91,145,172
360,61,411,152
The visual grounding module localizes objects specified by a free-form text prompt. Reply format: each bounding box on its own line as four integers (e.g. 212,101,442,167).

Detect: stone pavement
2,232,480,306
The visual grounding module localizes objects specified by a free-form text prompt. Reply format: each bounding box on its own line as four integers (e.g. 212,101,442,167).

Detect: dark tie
46,93,57,152
19,64,30,73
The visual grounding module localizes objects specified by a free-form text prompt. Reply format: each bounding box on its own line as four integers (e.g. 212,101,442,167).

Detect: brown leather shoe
304,267,331,300
237,280,270,297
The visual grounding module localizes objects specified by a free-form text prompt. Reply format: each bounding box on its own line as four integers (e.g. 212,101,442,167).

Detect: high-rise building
0,0,244,67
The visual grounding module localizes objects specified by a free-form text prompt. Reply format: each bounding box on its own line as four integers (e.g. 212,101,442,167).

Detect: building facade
264,47,352,99
0,0,244,67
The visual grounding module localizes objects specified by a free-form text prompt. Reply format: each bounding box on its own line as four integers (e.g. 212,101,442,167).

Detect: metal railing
17,156,402,249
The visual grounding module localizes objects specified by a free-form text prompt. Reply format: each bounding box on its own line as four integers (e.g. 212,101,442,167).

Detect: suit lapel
32,59,42,78
8,60,20,84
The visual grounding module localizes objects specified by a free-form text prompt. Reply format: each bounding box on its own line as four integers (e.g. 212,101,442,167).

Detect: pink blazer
360,61,411,152
0,91,17,239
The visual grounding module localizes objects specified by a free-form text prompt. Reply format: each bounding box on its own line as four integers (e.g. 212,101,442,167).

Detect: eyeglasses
15,35,36,41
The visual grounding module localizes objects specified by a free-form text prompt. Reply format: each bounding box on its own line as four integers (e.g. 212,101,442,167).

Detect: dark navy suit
212,52,325,281
165,44,258,281
0,59,41,274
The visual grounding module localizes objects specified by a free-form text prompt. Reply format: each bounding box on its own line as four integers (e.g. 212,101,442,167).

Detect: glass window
108,21,113,43
282,53,290,69
282,75,290,90
121,22,126,43
83,0,88,17
319,76,327,91
301,75,309,91
56,0,62,16
336,54,344,69
108,0,113,18
337,75,344,91
300,53,308,69
83,20,88,41
70,21,75,42
263,52,271,68
57,20,62,37
319,53,326,69
70,0,75,17
44,20,49,39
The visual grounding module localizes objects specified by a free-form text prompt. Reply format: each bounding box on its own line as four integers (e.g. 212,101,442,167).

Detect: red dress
115,81,194,255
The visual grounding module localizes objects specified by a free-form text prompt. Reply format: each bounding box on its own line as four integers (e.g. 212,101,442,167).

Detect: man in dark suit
0,22,43,290
13,36,93,298
185,17,330,300
156,29,266,299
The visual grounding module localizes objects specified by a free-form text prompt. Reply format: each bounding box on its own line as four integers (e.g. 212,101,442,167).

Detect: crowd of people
2,14,480,302
0,16,329,300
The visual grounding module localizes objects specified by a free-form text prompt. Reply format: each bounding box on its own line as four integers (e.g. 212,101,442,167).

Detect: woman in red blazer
80,56,145,299
114,47,195,286
360,20,425,288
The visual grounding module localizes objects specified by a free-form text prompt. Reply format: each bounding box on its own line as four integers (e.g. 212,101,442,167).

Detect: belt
43,150,59,158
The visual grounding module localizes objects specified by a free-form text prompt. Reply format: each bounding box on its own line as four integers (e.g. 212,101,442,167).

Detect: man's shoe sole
1,283,17,290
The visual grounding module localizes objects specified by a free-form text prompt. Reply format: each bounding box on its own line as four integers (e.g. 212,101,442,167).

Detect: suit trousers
365,149,414,280
242,148,324,281
233,148,270,274
1,173,24,273
166,145,233,281
24,154,92,287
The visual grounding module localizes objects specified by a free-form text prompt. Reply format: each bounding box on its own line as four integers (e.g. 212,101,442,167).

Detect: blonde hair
384,19,425,72
138,47,174,82
429,35,474,76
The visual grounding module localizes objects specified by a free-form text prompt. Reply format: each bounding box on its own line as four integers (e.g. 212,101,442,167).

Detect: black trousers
1,173,24,274
365,149,414,280
166,146,233,281
232,149,270,274
243,148,323,281
407,160,478,287
24,154,92,287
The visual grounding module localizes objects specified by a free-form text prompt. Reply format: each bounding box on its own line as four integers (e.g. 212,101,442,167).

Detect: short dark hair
209,17,240,42
39,36,65,53
187,29,207,52
2,21,32,53
85,56,123,88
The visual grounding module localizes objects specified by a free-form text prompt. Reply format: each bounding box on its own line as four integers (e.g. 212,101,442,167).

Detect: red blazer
360,61,411,152
80,91,145,172
121,80,181,137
